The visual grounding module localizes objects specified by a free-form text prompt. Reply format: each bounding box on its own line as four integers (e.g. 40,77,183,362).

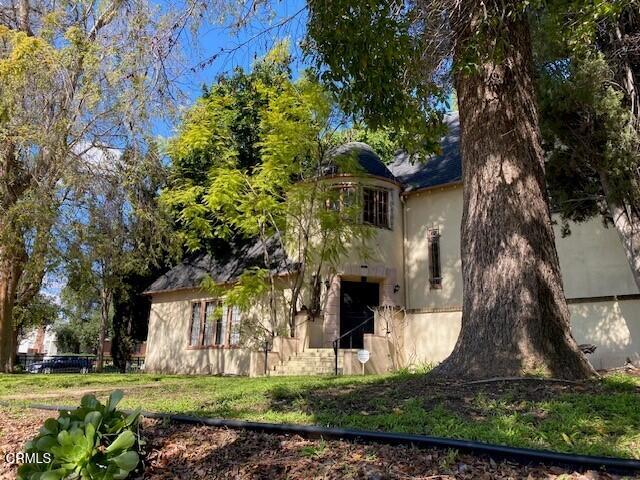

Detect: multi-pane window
327,184,391,228
363,187,390,228
189,303,202,346
215,305,226,345
229,306,241,345
203,302,217,346
428,228,442,289
327,185,357,212
189,300,240,348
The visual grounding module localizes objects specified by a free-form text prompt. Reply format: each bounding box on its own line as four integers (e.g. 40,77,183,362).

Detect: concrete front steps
271,348,342,376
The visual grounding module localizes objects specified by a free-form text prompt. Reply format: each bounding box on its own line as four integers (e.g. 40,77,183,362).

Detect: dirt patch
0,408,50,478
141,419,633,479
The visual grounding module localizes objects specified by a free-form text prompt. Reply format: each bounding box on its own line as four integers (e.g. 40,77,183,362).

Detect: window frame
187,299,240,349
362,186,391,229
326,184,358,215
326,183,393,230
428,227,442,289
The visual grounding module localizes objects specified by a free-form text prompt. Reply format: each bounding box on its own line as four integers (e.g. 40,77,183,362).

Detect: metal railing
332,315,374,375
263,331,275,376
16,354,145,374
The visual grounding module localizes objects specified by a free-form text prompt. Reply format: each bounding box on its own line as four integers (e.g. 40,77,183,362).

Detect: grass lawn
1,371,639,459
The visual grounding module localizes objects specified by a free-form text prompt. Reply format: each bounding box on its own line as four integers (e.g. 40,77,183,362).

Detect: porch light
393,284,400,294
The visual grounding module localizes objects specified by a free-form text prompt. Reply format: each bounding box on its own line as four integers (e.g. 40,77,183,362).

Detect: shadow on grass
261,373,640,459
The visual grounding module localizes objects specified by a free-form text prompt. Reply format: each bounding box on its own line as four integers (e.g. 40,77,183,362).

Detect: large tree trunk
96,288,111,373
0,140,27,373
0,251,23,372
435,4,595,379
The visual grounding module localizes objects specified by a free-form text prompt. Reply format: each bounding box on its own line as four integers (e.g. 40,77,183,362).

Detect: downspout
400,194,409,309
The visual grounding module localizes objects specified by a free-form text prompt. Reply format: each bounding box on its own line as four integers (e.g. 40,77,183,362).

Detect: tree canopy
0,0,212,370
534,1,640,287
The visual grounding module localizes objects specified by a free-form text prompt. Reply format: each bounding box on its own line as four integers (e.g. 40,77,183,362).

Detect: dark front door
339,281,379,349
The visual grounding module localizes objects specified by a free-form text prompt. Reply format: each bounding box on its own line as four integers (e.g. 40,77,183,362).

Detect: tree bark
96,288,111,373
0,250,23,372
1,140,27,372
435,4,595,379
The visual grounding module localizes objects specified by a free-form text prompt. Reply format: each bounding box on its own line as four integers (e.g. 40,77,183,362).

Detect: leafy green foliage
18,390,142,480
54,316,102,355
330,126,403,164
14,294,59,338
305,0,446,154
54,283,106,355
534,0,640,229
538,52,639,223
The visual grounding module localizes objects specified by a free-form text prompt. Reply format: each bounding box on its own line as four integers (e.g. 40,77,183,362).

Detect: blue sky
153,0,309,138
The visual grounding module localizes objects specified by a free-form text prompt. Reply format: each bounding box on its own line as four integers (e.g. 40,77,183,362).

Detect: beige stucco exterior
400,301,640,373
404,185,463,310
310,175,405,347
146,289,255,375
556,218,639,299
145,176,640,375
569,299,640,369
398,183,640,372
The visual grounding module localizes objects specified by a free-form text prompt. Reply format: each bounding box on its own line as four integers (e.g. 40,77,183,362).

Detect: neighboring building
144,114,640,375
18,325,58,355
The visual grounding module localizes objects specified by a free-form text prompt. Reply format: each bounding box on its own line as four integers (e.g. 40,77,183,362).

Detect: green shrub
18,390,142,480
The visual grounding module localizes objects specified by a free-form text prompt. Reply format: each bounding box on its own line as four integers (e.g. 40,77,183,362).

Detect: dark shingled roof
145,237,294,294
323,142,396,181
389,113,461,192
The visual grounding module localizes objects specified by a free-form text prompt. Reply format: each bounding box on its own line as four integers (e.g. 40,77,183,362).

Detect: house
18,325,57,355
144,113,640,375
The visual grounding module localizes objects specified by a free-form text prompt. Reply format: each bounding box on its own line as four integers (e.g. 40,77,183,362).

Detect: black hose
29,404,640,475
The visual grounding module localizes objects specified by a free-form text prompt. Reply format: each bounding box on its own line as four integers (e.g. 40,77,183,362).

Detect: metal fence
16,354,145,374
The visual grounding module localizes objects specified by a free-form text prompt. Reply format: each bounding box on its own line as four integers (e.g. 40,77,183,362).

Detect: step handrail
332,315,374,375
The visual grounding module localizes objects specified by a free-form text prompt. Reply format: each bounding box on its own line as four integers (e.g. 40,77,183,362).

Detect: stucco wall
146,180,640,375
403,311,461,366
330,177,405,279
556,219,638,298
404,185,463,310
317,176,406,346
404,184,639,310
403,299,640,370
570,299,640,369
146,289,256,375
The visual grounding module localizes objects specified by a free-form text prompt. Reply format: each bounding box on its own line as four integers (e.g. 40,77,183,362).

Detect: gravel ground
0,407,637,480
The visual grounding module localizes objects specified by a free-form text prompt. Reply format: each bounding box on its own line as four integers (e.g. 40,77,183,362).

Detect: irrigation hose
29,404,640,475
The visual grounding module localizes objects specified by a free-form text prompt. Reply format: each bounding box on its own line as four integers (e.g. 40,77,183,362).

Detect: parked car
28,356,93,374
